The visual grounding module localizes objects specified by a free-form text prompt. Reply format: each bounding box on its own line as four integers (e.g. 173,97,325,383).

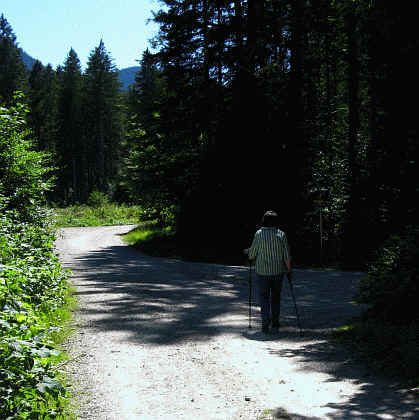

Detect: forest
1,0,418,276
1,0,418,394
2,2,419,269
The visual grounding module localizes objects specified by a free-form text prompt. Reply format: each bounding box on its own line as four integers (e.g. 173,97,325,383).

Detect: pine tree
0,14,27,104
28,60,45,145
27,61,59,153
83,40,123,196
56,48,84,203
124,50,175,222
41,64,59,152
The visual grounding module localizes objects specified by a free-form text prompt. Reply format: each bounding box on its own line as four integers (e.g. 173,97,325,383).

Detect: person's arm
283,233,291,272
246,233,259,261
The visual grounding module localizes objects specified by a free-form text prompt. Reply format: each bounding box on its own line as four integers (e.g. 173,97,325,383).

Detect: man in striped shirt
245,211,291,334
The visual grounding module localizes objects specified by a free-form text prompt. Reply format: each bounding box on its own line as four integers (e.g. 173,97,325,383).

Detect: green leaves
0,95,54,222
0,225,69,417
36,376,64,395
0,100,70,418
356,225,419,323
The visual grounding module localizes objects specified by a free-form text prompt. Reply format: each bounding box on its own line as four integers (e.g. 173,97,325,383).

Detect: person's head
261,210,279,227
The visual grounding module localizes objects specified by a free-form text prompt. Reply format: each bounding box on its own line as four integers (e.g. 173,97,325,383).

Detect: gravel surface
55,225,418,420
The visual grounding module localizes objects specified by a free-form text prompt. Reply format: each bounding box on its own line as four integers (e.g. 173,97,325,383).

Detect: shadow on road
65,240,417,419
67,242,362,345
265,338,418,419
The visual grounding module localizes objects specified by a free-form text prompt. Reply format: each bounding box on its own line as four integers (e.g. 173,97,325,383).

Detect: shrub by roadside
1,96,73,418
336,226,419,386
53,203,143,228
0,208,72,418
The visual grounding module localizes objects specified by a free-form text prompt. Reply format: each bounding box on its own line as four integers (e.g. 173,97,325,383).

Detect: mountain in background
21,50,37,70
21,50,139,90
118,66,139,91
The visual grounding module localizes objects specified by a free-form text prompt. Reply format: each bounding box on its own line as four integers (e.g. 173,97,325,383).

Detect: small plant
87,191,109,208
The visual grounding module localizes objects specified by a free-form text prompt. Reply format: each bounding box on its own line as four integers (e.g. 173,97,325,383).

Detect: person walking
244,211,291,334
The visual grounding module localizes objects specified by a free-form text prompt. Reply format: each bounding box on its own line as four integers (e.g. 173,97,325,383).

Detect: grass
52,203,143,228
334,317,419,386
121,222,247,265
42,289,78,420
121,222,180,258
52,295,81,420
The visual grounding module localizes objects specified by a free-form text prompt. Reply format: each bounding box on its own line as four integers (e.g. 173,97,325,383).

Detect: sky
1,0,161,70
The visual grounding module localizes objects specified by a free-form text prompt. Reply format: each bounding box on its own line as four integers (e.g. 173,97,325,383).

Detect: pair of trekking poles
247,261,302,335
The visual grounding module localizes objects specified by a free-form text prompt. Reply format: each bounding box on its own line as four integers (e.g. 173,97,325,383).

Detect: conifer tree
0,14,27,104
126,0,419,267
41,64,59,152
83,40,123,195
124,50,174,221
28,61,59,153
28,60,45,145
56,48,84,203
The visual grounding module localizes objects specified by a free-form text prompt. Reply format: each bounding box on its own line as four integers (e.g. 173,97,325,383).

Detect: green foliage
53,203,143,227
355,226,419,323
0,14,27,105
83,40,123,195
335,319,419,385
87,190,110,208
0,99,71,418
0,93,54,221
28,61,59,152
123,49,201,228
55,48,84,203
121,223,178,258
335,226,419,385
0,204,71,418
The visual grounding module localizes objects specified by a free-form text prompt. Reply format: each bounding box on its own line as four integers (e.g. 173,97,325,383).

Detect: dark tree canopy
0,14,27,104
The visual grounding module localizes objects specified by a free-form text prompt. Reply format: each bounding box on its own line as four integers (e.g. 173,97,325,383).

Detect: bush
356,225,419,323
341,225,419,385
87,190,109,208
0,96,71,418
336,318,419,384
0,94,54,222
0,205,71,418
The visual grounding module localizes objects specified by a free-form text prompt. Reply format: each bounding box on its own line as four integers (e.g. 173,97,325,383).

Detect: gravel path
55,226,418,419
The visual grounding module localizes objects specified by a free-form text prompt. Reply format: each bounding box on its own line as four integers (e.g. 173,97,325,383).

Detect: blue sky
1,0,161,70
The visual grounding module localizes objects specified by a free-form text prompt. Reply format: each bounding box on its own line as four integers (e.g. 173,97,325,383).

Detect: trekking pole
248,259,252,329
286,272,303,336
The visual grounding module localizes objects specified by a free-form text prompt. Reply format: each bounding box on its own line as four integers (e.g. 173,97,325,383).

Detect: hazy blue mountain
22,50,37,70
118,66,140,91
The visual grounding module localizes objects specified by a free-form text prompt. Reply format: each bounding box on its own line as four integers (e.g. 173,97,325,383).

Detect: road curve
55,226,417,419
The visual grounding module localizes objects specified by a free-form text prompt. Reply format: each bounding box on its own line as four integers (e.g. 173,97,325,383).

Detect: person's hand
243,248,249,255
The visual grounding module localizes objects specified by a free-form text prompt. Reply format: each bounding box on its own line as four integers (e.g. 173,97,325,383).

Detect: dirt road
55,226,417,419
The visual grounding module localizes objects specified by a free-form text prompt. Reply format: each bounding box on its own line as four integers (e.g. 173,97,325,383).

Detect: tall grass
53,204,143,227
121,223,179,258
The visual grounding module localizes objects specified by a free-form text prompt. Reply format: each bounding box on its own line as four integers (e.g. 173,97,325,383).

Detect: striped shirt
248,227,291,275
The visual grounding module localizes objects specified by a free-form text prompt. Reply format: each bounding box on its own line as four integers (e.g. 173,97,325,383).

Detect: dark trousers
256,274,284,328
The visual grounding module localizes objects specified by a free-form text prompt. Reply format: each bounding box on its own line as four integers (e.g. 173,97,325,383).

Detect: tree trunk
341,7,362,268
